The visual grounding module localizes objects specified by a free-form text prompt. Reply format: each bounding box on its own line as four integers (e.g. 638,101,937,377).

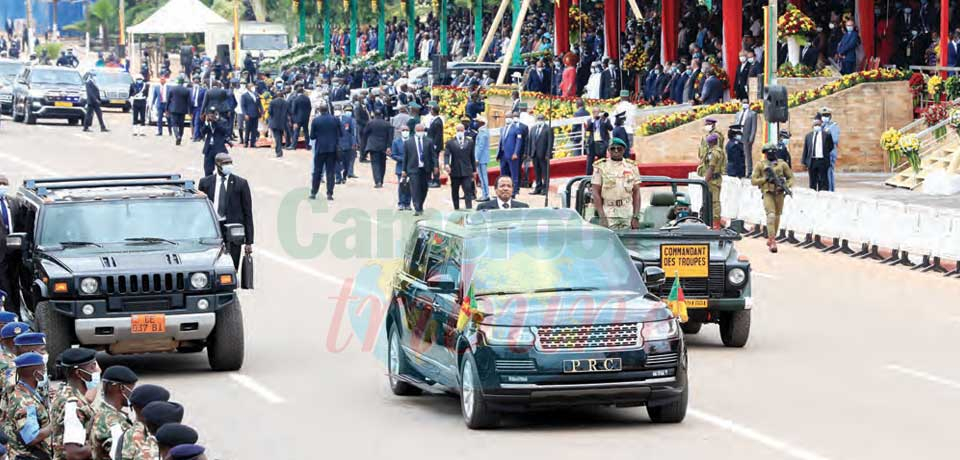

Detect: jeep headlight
727,267,747,287
641,319,679,341
479,324,535,346
190,272,209,289
79,277,99,294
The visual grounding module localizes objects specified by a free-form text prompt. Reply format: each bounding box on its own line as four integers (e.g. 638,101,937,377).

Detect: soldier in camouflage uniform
591,138,642,230
3,352,53,460
117,385,171,460
119,401,184,460
697,133,726,229
88,366,138,460
751,142,795,253
50,348,100,460
698,118,724,162
0,321,28,388
154,424,198,460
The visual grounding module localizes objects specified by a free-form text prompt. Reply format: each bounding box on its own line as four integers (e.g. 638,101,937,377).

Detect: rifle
765,164,792,197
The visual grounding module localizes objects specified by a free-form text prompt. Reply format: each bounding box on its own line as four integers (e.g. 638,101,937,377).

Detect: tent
126,0,227,35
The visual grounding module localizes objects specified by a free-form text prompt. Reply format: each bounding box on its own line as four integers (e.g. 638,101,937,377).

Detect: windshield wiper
58,241,102,248
532,287,598,293
124,237,178,245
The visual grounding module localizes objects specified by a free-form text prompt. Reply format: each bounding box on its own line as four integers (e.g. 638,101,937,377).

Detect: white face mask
822,116,831,123
334,111,342,117
739,56,746,63
748,57,755,63
220,164,234,175
705,125,714,132
416,132,426,138
401,131,410,140
0,186,8,197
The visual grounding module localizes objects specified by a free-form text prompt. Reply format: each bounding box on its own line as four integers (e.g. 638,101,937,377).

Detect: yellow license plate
661,244,709,278
131,314,166,334
54,101,72,107
111,99,125,105
686,299,709,309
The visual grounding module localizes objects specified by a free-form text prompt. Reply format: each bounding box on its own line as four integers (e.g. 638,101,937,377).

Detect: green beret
761,142,779,152
676,196,690,206
609,138,628,148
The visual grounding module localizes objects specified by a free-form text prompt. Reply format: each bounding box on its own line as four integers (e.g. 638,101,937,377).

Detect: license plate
562,358,622,374
686,299,709,309
111,99,125,105
54,101,72,107
660,244,709,278
130,314,166,334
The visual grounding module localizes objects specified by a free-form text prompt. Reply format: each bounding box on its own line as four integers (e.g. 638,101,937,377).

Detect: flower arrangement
948,107,960,136
777,4,816,44
569,6,592,30
880,128,901,154
921,101,954,127
623,48,649,72
927,74,944,97
897,134,922,173
945,75,960,100
908,72,926,95
777,63,833,78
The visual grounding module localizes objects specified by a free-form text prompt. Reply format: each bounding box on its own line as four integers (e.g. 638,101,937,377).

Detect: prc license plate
661,244,709,278
110,99,126,105
563,358,622,374
54,101,72,107
130,314,166,334
686,299,709,309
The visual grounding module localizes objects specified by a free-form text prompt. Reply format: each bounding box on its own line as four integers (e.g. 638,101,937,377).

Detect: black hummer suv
4,174,245,377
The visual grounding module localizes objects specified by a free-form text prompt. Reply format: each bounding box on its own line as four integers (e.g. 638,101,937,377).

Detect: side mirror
426,273,456,292
224,223,245,244
643,266,665,289
5,233,25,252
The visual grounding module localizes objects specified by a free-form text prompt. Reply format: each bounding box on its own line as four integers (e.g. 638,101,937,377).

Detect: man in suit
199,153,253,269
572,99,589,156
444,124,477,210
309,104,343,200
129,76,149,136
700,63,724,105
836,20,860,75
167,76,192,146
363,110,394,188
240,83,262,148
354,95,371,162
201,80,230,119
611,112,630,159
801,119,835,191
683,60,701,103
289,85,312,149
199,108,232,176
82,74,108,132
225,80,240,140
0,175,22,312
497,112,527,198
800,42,819,69
948,32,960,69
190,77,207,142
401,124,438,216
390,127,412,210
734,52,751,101
336,106,359,184
600,62,620,100
584,110,612,176
734,101,757,175
267,91,289,158
528,114,554,195
427,106,444,187
476,176,530,210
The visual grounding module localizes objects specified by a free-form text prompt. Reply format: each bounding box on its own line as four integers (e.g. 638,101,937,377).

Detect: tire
67,118,79,126
122,106,130,113
459,351,499,429
207,299,245,371
387,325,422,396
25,110,36,125
647,368,688,423
680,321,702,335
12,102,23,122
719,310,751,348
36,301,73,380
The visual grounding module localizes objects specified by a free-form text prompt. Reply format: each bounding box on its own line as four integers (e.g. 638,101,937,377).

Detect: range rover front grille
535,323,640,351
104,273,186,295
645,353,679,367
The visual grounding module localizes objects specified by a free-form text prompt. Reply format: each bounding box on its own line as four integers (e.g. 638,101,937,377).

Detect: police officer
119,400,183,460
89,366,138,460
698,133,725,229
775,129,793,167
751,143,795,253
4,352,53,459
666,195,694,222
0,322,28,376
698,118,723,162
168,444,206,460
726,124,746,178
155,424,198,460
11,332,47,396
50,347,99,460
115,384,169,460
591,138,641,230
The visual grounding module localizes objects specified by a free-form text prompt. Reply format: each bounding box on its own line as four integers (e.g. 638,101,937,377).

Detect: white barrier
900,205,951,262
935,211,960,264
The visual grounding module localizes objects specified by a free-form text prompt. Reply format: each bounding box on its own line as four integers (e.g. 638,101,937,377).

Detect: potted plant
777,4,816,66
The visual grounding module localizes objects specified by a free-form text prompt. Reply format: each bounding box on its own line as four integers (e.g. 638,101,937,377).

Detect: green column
474,0,482,55
378,0,386,54
350,0,358,57
299,4,307,43
439,0,448,56
511,0,521,65
323,0,331,59
406,0,416,63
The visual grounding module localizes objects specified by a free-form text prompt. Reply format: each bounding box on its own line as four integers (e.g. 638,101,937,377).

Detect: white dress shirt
497,198,511,209
213,173,230,220
813,131,824,159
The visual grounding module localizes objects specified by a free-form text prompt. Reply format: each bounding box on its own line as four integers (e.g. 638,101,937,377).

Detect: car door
16,199,37,311
426,235,463,387
394,228,441,380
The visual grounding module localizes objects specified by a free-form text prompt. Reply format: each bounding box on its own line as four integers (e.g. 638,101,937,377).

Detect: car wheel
67,118,79,126
12,102,23,122
207,299,245,371
459,351,499,429
122,105,130,113
719,310,750,348
647,367,688,423
680,321,702,335
36,301,74,380
25,110,36,125
387,325,422,396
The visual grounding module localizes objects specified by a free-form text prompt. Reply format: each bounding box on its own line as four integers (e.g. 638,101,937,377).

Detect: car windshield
465,228,643,295
30,69,82,85
92,72,133,86
241,34,288,51
38,199,219,246
0,62,23,80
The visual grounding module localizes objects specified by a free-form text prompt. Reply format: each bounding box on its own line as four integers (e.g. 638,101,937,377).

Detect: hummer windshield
38,199,219,246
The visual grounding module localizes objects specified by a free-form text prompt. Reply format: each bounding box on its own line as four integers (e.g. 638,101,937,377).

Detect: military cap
142,401,184,426
778,129,791,139
130,384,171,408
0,312,17,323
169,444,205,460
761,142,779,152
102,365,138,384
155,424,199,447
706,133,720,145
14,352,44,369
676,195,691,206
704,117,718,125
609,137,628,149
59,347,96,367
460,115,471,122
728,123,743,130
408,102,421,110
818,106,832,115
14,332,45,347
206,106,218,113
0,322,29,339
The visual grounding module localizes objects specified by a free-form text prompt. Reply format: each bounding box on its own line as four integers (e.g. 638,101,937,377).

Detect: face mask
401,131,410,140
822,116,831,123
677,210,690,219
904,8,911,13
416,132,426,138
0,186,7,197
220,164,234,176
705,125,714,132
739,56,746,63
81,370,101,391
748,57,755,63
334,111,342,117
735,134,742,141
814,126,822,132
34,371,48,390
782,139,790,146
846,26,854,32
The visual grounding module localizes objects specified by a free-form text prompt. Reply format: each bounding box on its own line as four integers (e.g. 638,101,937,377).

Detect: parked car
0,59,27,115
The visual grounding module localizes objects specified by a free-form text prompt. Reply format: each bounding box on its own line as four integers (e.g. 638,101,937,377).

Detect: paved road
1,112,956,459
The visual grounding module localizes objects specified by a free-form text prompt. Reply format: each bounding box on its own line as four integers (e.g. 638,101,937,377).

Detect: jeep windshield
38,199,219,247
465,228,644,295
91,72,133,86
30,69,82,86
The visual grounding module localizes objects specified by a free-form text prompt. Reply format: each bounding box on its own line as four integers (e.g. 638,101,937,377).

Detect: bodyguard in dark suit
401,124,437,216
0,175,23,312
362,111,394,187
427,106,444,187
600,63,619,99
82,75,108,132
725,126,746,178
584,110,612,175
734,54,751,101
444,125,476,210
836,21,860,75
527,115,554,195
336,107,359,183
201,80,230,117
190,77,207,141
801,120,835,191
198,154,254,269
199,108,232,176
240,83,262,148
497,112,526,197
167,78,192,145
268,93,289,158
700,72,724,105
309,104,343,200
289,85,312,149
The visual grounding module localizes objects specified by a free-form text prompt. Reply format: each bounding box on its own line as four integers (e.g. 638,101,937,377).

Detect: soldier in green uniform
751,142,795,253
117,385,171,460
154,424,198,460
10,333,48,401
88,366,138,460
119,401,184,460
591,137,642,230
698,118,724,162
697,133,726,229
3,352,53,459
0,321,28,390
50,348,100,460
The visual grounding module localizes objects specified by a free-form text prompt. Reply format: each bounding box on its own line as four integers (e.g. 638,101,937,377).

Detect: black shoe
175,138,181,146
348,174,359,178
156,133,163,136
327,194,334,201
413,211,422,216
101,128,109,132
82,128,91,132
309,194,317,200
374,184,383,188
276,153,283,158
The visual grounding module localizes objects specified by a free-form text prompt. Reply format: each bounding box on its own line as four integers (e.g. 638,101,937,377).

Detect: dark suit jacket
528,123,554,159
362,118,393,153
167,85,192,115
600,69,619,99
198,173,254,244
309,114,342,153
0,196,23,264
189,86,206,111
84,80,102,107
240,92,262,118
201,87,230,114
427,117,444,156
200,120,231,156
586,117,613,144
402,137,435,174
735,63,751,100
267,97,289,130
444,137,476,177
701,76,723,105
290,94,312,125
801,130,836,168
800,45,819,69
476,199,529,210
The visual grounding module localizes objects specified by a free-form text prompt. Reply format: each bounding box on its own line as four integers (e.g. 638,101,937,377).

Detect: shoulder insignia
593,159,606,166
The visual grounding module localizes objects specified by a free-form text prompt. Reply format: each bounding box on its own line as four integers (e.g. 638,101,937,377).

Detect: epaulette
623,158,636,165
593,158,606,166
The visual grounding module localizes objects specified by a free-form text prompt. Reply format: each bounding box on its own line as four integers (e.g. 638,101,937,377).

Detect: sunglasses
609,146,625,152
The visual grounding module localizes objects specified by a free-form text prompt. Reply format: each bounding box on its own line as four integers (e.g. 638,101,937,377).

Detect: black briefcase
398,175,411,196
241,254,254,290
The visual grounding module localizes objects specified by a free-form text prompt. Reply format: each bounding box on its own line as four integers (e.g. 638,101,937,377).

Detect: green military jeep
561,175,752,347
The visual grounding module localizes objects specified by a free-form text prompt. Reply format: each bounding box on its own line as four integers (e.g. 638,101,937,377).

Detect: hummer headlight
190,273,209,289
79,277,99,294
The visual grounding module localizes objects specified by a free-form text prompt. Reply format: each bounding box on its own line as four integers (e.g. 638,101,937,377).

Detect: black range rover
385,209,688,429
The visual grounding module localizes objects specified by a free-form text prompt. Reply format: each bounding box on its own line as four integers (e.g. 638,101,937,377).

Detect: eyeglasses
609,146,625,152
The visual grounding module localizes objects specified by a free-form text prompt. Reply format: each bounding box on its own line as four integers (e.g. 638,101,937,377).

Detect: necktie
218,177,228,218
0,198,8,233
503,202,510,209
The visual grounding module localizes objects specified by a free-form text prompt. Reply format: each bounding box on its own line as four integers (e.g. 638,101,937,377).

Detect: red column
620,0,627,30
555,0,570,54
604,0,619,59
661,0,678,64
856,0,874,61
940,0,949,73
722,0,742,98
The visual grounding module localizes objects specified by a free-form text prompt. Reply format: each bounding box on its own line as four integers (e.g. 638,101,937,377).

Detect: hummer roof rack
23,174,195,198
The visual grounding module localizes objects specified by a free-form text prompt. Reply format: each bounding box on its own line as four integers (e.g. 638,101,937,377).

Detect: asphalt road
1,111,956,460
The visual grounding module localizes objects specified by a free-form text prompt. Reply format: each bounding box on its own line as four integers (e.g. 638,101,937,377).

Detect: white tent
127,0,228,35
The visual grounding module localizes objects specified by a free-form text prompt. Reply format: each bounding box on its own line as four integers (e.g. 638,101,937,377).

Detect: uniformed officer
698,118,724,161
751,143,795,253
698,133,726,229
0,318,22,382
119,400,183,460
666,195,694,222
168,444,206,460
116,385,171,460
89,366,138,460
591,138,642,230
50,347,99,460
3,352,52,459
155,424,198,460
11,333,47,398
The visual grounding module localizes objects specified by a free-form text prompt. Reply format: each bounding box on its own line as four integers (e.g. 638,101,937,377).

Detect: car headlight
641,319,679,341
79,277,99,294
190,272,209,289
479,324,535,346
727,267,747,286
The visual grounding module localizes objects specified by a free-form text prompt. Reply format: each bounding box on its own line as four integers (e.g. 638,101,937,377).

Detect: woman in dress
585,63,602,99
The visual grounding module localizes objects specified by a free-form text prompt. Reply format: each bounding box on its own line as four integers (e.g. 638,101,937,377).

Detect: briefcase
398,175,411,196
241,254,254,290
